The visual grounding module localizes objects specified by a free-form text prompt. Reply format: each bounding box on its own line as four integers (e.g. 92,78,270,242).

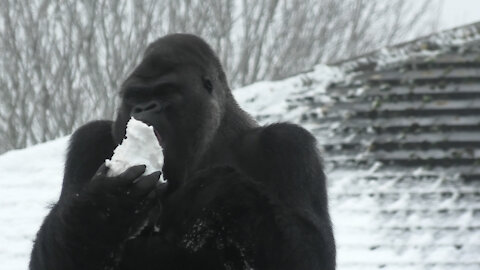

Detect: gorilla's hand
61,164,166,246
89,164,165,239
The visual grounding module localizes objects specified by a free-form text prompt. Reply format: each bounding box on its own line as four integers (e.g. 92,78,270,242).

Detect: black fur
30,34,335,270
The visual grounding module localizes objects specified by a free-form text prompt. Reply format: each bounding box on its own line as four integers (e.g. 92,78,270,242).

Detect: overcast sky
440,0,480,30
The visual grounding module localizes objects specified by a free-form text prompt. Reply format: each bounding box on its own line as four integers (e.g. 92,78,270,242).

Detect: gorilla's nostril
145,103,157,111
134,102,160,114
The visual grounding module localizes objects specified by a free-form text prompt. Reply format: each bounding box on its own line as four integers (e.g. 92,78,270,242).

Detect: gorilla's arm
29,121,162,270
244,123,335,270
154,123,335,270
30,121,117,269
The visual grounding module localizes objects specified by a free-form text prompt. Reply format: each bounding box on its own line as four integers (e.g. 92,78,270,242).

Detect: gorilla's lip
154,129,164,147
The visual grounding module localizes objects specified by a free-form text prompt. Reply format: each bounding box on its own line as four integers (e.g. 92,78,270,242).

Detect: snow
233,65,343,123
105,117,164,180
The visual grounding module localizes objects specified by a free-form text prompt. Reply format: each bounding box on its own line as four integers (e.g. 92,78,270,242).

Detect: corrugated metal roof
297,22,480,269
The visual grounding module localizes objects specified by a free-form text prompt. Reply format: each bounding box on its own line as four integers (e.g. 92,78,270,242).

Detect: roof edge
330,21,480,72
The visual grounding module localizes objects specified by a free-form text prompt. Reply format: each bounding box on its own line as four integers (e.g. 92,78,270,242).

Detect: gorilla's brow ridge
121,73,179,96
122,83,178,98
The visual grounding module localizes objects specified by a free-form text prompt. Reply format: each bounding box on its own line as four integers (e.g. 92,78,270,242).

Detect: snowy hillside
0,65,345,269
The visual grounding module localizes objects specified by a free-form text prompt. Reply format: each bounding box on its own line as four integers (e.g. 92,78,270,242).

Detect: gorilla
29,34,335,270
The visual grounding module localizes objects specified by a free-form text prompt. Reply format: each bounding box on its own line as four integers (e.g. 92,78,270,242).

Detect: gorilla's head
113,34,252,187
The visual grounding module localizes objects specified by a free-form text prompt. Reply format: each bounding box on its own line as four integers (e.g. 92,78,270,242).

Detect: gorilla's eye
202,77,213,94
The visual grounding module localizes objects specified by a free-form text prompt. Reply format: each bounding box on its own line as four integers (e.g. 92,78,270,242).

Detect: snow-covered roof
2,22,480,270
310,22,480,270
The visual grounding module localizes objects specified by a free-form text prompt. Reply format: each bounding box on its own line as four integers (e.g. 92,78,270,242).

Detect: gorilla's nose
132,101,162,116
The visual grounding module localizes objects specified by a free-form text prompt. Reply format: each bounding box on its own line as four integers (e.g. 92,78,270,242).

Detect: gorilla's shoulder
259,122,317,151
68,120,115,157
70,120,114,143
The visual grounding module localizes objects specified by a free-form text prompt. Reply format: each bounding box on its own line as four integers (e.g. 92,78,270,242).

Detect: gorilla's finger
93,163,109,179
115,165,147,185
88,164,111,192
130,171,161,197
155,181,168,195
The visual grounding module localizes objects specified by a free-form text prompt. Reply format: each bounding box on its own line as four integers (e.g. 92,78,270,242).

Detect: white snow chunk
105,117,165,181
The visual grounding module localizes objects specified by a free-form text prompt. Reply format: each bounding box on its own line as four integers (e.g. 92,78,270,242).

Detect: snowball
105,117,165,182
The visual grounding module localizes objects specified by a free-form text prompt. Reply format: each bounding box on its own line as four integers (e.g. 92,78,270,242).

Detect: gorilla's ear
202,77,213,94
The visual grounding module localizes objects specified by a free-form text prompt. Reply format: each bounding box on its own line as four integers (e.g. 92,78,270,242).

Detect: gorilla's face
113,35,227,184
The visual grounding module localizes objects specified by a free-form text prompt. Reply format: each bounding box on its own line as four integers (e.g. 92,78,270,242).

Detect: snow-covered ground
0,65,345,269
0,137,68,269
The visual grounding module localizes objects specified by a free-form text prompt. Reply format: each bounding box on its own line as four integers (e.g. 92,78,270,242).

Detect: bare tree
0,0,163,152
0,0,439,153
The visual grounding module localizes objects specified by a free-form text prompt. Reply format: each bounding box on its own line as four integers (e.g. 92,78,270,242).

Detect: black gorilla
30,34,335,270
